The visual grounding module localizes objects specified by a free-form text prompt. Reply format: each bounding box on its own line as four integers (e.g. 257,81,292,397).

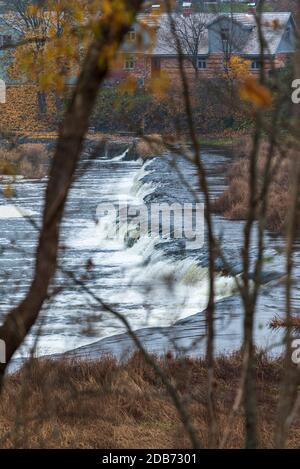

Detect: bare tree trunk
0,0,144,385
241,123,261,449
165,0,217,447
275,1,300,448
37,90,47,116
241,8,268,447
275,7,300,442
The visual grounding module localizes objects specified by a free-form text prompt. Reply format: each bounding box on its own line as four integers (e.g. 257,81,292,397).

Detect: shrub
213,137,298,233
0,143,49,178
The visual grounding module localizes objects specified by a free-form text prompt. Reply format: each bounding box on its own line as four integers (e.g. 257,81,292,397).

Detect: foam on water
123,248,238,323
2,149,298,360
111,149,129,161
65,155,238,335
0,205,36,219
130,163,155,201
68,158,157,251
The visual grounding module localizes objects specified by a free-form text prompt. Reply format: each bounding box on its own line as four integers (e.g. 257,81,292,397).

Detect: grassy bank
0,352,299,448
198,131,246,148
0,143,50,179
212,136,297,234
199,137,234,148
0,131,243,174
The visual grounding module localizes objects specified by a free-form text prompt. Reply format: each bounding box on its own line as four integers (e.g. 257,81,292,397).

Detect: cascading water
0,146,299,361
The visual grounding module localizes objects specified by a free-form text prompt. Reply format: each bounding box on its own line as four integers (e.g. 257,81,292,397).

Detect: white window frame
197,57,207,70
124,55,135,71
251,60,262,70
127,29,136,42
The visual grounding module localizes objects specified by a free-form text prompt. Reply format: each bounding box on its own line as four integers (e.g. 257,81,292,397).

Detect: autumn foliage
0,85,59,132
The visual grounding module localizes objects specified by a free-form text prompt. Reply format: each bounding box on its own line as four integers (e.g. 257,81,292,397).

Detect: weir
0,147,299,362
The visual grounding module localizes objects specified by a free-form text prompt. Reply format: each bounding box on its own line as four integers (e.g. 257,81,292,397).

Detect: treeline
90,80,253,135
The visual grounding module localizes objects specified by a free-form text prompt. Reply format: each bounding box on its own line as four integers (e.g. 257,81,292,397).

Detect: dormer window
221,27,229,41
127,28,136,42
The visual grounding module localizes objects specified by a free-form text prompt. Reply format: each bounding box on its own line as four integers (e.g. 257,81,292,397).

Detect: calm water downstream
0,146,299,361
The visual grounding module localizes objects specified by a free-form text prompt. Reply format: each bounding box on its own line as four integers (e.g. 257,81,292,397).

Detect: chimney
182,2,192,16
151,4,161,15
247,3,256,14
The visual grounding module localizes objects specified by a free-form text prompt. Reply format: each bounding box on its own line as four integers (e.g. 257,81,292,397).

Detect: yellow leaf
3,184,14,198
272,19,280,30
0,161,16,176
118,75,137,95
147,71,170,99
239,77,272,108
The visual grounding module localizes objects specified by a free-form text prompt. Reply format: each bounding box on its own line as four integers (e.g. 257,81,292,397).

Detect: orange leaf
239,77,272,108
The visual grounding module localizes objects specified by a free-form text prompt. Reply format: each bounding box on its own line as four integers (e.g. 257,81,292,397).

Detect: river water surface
0,146,299,361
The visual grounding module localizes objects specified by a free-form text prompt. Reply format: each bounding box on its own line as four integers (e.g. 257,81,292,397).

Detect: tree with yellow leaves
225,55,251,82
9,0,103,116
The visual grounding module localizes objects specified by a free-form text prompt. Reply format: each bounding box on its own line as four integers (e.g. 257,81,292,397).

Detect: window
127,28,136,42
4,35,12,45
151,57,161,73
197,57,207,70
124,55,135,71
220,27,229,41
0,35,12,47
251,60,262,70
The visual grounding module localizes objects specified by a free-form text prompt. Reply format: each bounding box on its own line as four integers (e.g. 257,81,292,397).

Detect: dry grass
0,143,49,179
270,315,300,330
136,135,167,159
0,352,299,448
212,137,296,233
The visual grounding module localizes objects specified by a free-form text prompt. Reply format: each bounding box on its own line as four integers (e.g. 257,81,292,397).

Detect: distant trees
262,0,298,15
165,12,208,74
7,0,101,116
7,0,64,115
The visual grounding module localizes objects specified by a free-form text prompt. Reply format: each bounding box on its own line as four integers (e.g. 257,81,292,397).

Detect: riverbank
212,135,298,234
0,129,246,179
0,143,50,180
0,142,296,358
198,130,246,148
0,133,164,179
1,352,298,449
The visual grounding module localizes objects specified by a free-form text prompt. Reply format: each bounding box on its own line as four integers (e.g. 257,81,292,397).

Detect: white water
0,205,36,219
1,148,299,360
65,155,237,336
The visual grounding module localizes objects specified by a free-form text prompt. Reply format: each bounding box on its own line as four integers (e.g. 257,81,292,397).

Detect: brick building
112,12,296,85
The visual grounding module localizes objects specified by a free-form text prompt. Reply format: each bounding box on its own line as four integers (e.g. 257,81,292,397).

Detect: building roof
144,12,294,56
0,13,24,36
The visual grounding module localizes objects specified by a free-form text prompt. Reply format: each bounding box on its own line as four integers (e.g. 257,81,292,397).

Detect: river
0,145,299,362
